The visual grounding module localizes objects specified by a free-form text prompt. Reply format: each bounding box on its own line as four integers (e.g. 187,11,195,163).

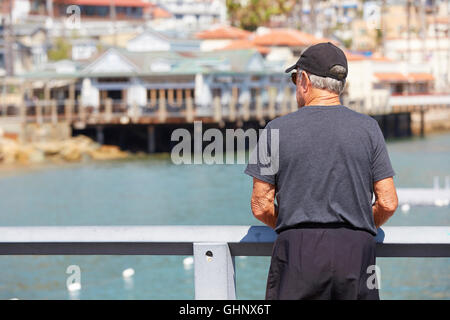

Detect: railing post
78,97,86,124
193,242,236,300
255,89,263,121
158,89,167,122
229,87,237,122
268,87,276,119
185,90,194,122
130,101,139,123
280,87,288,115
104,98,112,122
242,98,250,121
51,99,57,124
290,89,297,112
176,89,183,107
213,95,222,122
65,99,73,123
36,100,43,125
167,89,174,106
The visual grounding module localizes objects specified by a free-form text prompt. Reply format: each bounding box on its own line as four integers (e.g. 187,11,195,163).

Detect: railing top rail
0,226,448,257
0,225,448,244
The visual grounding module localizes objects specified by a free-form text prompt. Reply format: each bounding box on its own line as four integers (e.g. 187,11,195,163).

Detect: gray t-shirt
245,105,395,236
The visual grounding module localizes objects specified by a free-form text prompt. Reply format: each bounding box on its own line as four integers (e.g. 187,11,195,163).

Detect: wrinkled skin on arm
250,178,278,229
372,177,398,229
251,176,397,230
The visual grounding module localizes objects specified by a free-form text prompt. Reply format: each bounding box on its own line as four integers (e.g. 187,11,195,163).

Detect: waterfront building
384,36,450,92
28,46,276,108
154,0,227,30
126,29,200,53
51,0,151,20
345,51,439,113
0,24,48,75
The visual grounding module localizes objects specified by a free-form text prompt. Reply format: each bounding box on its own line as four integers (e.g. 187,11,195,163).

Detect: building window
390,83,404,94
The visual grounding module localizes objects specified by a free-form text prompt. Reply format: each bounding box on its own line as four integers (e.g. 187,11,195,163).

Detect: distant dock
1,72,449,153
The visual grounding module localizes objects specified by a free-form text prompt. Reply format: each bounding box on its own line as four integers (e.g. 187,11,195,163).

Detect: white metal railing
0,225,449,299
397,186,450,206
388,94,450,106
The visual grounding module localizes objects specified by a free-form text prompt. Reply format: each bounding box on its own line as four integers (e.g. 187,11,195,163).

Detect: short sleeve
244,124,278,185
371,121,395,182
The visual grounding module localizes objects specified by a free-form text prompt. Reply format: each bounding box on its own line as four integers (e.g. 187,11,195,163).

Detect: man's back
246,105,395,236
246,42,397,300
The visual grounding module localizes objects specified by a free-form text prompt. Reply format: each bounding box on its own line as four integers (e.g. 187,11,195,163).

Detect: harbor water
0,133,449,299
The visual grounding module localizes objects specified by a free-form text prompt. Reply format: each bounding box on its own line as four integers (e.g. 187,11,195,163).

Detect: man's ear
300,70,310,93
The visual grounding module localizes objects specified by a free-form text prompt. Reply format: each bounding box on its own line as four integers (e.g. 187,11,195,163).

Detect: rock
89,145,128,160
60,144,82,162
28,148,45,163
15,146,45,165
1,134,128,165
15,146,32,165
0,138,20,164
33,141,63,156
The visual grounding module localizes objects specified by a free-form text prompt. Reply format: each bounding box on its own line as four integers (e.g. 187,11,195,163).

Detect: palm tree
406,0,412,61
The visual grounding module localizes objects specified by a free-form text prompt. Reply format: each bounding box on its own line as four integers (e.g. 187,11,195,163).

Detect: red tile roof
151,7,172,19
344,49,392,62
196,26,252,40
218,40,271,55
252,29,336,47
344,51,366,61
370,55,392,62
55,0,151,7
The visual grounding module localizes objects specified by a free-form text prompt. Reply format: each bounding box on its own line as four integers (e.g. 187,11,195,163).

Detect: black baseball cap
285,42,348,81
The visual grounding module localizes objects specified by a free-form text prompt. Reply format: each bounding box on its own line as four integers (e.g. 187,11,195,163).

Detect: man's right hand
372,177,398,228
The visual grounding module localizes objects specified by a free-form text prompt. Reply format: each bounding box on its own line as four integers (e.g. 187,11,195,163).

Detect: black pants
265,226,380,300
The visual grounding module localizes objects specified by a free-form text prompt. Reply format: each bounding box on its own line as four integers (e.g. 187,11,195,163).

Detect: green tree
227,0,294,31
48,37,72,61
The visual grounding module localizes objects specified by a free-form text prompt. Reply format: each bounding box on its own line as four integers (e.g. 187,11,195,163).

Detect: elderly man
245,42,398,300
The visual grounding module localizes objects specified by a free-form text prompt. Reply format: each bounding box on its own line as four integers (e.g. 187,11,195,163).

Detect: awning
408,73,434,82
374,73,408,82
374,72,434,83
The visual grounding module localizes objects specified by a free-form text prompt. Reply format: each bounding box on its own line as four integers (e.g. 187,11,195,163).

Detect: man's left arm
250,177,278,229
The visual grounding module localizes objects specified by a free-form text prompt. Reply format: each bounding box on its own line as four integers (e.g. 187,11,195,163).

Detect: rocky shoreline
0,135,129,166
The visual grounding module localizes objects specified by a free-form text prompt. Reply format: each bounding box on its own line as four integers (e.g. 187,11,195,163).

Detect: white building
71,39,98,61
155,0,227,30
384,36,450,92
126,29,200,52
345,54,437,113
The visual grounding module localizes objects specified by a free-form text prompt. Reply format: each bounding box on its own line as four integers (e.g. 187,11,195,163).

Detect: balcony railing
0,225,449,299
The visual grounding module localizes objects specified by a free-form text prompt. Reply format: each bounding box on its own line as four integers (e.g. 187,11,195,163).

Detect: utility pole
406,0,411,62
309,0,317,36
415,0,427,64
110,0,117,46
298,0,303,29
46,0,53,17
3,0,14,76
380,0,386,56
447,0,450,90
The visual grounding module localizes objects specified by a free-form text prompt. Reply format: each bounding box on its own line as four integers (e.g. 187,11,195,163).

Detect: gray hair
306,65,347,95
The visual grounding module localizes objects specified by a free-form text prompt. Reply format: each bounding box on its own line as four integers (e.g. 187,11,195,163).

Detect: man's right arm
372,177,398,228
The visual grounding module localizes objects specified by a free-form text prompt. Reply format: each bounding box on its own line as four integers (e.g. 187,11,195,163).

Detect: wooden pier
1,84,449,152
